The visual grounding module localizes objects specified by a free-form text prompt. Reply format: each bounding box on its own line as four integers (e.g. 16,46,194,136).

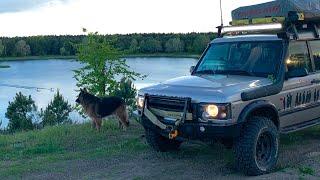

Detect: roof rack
217,11,320,40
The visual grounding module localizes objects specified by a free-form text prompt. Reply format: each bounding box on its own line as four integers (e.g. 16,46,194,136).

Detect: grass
298,166,315,176
1,119,320,178
280,126,320,146
0,120,147,178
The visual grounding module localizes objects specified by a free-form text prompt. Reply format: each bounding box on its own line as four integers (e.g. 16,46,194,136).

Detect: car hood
139,75,272,103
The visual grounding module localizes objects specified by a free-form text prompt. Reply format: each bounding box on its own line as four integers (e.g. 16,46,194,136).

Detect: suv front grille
147,95,192,113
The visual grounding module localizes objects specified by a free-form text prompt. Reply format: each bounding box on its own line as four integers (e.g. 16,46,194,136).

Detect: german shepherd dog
75,88,129,130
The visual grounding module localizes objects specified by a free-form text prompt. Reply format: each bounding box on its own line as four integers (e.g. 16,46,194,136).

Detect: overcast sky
0,0,272,37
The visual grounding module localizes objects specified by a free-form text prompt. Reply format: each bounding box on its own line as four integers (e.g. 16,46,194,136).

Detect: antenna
219,0,223,26
217,0,224,37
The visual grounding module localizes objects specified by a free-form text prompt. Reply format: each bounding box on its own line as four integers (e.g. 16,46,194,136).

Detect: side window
309,40,320,71
287,41,312,73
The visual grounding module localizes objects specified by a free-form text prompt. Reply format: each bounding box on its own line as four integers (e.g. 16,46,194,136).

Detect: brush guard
141,94,191,139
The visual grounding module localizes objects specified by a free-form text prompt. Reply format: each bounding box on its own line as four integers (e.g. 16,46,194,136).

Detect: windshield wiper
217,70,255,76
194,70,216,75
195,70,255,76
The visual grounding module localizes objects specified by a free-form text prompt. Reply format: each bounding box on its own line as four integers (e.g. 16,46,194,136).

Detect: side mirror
286,68,308,79
190,66,195,74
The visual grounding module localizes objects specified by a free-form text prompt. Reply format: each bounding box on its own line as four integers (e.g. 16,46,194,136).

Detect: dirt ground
20,130,320,180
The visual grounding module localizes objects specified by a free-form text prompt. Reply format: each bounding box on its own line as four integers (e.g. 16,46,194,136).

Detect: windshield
195,41,283,77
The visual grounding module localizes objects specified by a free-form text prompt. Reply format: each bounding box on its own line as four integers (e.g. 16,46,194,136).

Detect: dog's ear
83,88,88,92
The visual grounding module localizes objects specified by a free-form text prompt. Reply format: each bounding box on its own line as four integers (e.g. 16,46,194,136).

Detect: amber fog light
220,112,227,119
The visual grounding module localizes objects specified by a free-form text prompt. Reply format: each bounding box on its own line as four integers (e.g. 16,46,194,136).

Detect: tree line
0,32,216,57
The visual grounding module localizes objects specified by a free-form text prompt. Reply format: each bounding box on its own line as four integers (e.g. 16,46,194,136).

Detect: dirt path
22,134,320,180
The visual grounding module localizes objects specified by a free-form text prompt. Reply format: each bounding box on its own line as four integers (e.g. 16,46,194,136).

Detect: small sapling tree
74,31,144,110
6,92,37,132
41,90,73,126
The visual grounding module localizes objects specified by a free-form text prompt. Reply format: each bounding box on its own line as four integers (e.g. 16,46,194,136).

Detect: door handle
311,79,320,84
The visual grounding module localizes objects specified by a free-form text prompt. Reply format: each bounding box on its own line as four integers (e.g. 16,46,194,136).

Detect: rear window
309,40,320,71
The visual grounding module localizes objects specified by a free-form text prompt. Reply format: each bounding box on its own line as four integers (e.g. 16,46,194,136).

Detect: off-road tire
145,128,182,152
221,139,233,149
234,116,279,176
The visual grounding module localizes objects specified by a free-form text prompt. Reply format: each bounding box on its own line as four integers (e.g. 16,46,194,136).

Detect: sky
0,0,272,37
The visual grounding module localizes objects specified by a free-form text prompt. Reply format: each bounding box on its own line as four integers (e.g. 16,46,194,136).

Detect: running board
280,118,320,134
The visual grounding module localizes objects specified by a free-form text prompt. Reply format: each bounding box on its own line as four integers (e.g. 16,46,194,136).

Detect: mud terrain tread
145,128,182,152
234,116,279,176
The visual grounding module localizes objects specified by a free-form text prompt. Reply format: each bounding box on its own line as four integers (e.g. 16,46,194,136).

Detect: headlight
206,105,219,117
136,95,145,109
201,103,231,120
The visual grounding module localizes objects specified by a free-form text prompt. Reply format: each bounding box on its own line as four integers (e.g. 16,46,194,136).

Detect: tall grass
0,120,147,177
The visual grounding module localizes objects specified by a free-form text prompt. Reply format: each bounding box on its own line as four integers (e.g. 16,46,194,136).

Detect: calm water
0,57,198,128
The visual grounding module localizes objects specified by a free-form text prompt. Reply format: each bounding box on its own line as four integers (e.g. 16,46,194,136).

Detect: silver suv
135,18,320,175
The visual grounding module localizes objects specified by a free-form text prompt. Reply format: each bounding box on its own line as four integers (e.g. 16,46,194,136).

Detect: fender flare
238,100,279,127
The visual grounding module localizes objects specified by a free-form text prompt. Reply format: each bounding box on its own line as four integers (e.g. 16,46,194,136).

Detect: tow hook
169,130,179,139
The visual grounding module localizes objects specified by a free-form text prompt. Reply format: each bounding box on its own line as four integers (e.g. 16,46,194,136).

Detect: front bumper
134,110,242,140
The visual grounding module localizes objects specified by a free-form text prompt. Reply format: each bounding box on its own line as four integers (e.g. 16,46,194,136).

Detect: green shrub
40,90,72,126
6,92,37,132
113,77,137,113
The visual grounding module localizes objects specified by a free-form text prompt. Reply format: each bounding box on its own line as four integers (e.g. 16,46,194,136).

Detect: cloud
0,0,69,13
0,0,271,37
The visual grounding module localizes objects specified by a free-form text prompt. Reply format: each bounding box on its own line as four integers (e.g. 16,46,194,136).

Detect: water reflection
0,57,197,128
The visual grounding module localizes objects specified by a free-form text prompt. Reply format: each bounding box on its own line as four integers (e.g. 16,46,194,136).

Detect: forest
0,33,216,58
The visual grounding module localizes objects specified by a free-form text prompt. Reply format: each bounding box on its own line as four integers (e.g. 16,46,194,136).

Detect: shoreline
0,65,10,68
124,53,200,58
0,55,77,61
0,54,200,61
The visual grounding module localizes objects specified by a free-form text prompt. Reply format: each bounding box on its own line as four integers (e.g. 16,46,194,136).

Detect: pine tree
41,90,72,126
113,77,137,114
6,92,36,132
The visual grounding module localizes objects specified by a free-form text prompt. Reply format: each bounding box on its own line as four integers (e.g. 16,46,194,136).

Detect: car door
307,39,320,117
280,40,317,128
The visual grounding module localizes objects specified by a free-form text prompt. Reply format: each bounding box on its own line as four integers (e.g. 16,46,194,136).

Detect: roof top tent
219,0,320,40
232,0,320,22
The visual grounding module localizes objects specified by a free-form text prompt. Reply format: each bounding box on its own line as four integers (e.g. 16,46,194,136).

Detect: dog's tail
116,103,129,127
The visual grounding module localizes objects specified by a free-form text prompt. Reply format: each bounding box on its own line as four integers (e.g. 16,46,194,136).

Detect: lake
0,57,198,128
